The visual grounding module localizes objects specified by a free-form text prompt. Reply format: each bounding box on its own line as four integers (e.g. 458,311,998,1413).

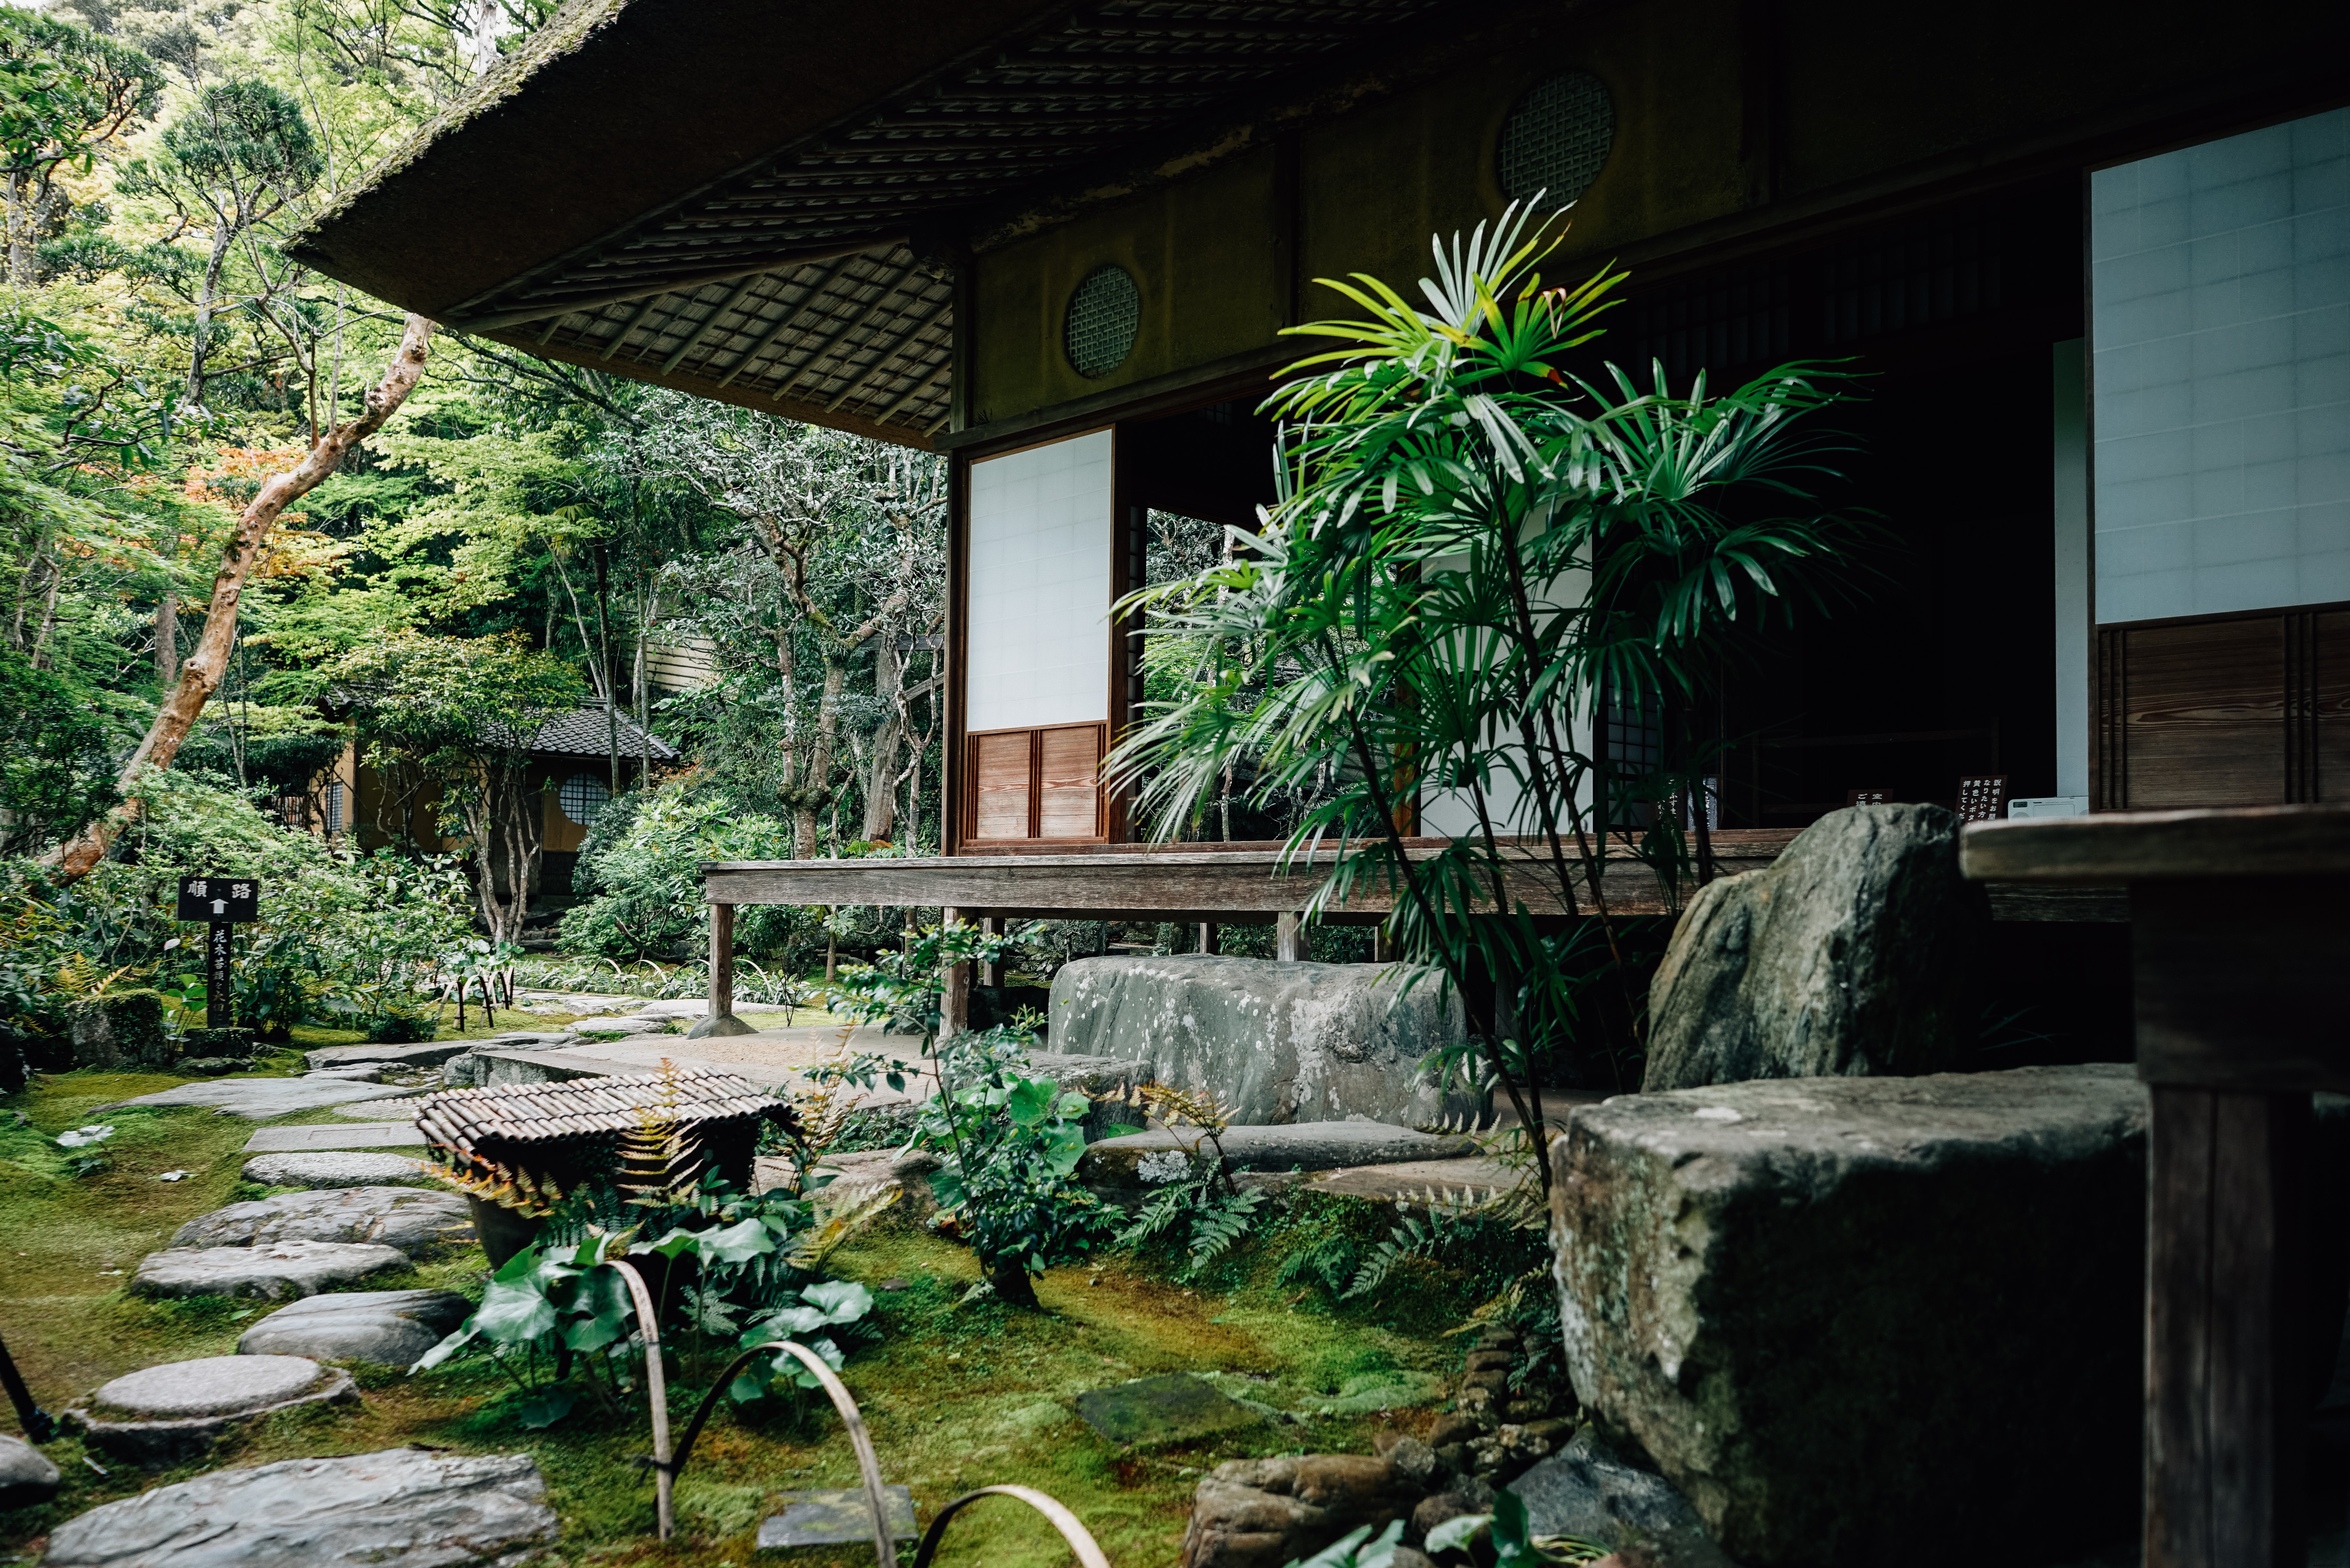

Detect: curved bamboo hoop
608,1259,673,1541
910,1485,1114,1568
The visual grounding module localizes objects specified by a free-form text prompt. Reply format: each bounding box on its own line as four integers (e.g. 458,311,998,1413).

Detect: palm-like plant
1106,202,1866,1192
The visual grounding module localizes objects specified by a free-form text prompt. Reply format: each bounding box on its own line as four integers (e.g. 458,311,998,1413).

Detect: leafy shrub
559,779,803,961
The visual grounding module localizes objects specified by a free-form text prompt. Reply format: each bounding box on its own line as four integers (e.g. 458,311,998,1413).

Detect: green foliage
1120,1170,1271,1279
1109,204,1867,1119
0,646,119,858
0,7,160,185
557,778,798,961
1421,1489,1611,1564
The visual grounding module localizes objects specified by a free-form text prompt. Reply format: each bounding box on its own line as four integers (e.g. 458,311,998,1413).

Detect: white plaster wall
2091,108,2350,624
965,429,1113,731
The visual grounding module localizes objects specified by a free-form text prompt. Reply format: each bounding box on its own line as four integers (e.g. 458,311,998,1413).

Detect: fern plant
1118,1166,1271,1280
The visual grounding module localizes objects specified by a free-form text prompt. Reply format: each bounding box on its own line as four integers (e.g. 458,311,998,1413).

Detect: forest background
0,0,1028,1044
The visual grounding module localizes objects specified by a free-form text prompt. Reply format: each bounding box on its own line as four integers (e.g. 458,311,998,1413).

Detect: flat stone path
1074,1373,1264,1446
104,1078,416,1118
132,1240,407,1299
757,1486,917,1548
41,1449,558,1566
1299,1156,1516,1206
242,1151,438,1188
173,1187,470,1256
239,1289,469,1364
95,1356,323,1418
243,1123,422,1154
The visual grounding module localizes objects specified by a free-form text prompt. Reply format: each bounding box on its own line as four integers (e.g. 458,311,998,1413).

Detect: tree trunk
154,592,178,684
185,226,236,412
987,1257,1040,1308
795,653,848,857
860,636,905,841
41,315,435,883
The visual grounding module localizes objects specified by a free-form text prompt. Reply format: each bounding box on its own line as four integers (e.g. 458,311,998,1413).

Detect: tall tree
0,9,161,285
40,313,435,884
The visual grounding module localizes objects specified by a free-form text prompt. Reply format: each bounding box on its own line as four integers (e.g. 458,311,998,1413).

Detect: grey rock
241,1152,441,1189
567,1015,665,1034
239,1289,470,1364
484,1031,576,1047
1083,1122,1472,1186
1028,1051,1148,1139
41,1448,557,1565
631,999,710,1018
172,1057,244,1077
95,1356,322,1418
1076,1373,1263,1446
102,1078,416,1119
1550,1064,2147,1567
0,1432,61,1508
303,1066,386,1083
132,1240,408,1299
305,1040,471,1071
439,1051,482,1088
1642,804,1986,1092
1508,1430,1734,1568
69,1357,354,1464
239,1123,423,1155
172,1187,471,1257
1046,954,1478,1126
755,1486,916,1548
1178,1455,1423,1568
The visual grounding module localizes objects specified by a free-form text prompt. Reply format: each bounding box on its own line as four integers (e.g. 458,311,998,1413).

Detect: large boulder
41,1448,557,1565
1641,804,1986,1092
1046,954,1473,1125
1178,1454,1428,1568
0,1432,60,1508
1549,1064,2147,1567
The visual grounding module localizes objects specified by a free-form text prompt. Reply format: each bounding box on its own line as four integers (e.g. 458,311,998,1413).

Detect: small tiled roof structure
531,705,677,762
415,1069,787,1162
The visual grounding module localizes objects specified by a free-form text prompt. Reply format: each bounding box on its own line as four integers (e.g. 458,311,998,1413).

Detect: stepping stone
487,1030,578,1046
41,1448,557,1566
631,999,710,1019
1300,1156,1518,1207
64,1355,355,1463
1081,1122,1476,1186
304,1065,386,1082
0,1432,60,1508
243,1122,423,1154
305,1040,472,1071
239,1288,470,1364
103,1078,416,1119
132,1240,407,1299
173,1187,471,1256
242,1151,441,1189
1073,1373,1265,1446
568,1015,666,1034
335,1095,432,1119
756,1486,917,1549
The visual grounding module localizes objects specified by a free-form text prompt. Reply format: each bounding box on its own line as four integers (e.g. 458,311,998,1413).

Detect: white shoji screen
965,430,1114,732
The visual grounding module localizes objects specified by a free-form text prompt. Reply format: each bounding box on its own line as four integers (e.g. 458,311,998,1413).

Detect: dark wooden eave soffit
288,0,1483,450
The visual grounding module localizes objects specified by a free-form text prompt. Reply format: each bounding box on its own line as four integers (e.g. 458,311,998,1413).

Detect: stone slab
568,1015,668,1034
242,1152,440,1188
1551,1063,2148,1567
132,1240,408,1299
302,1065,386,1082
103,1078,416,1119
1074,1373,1264,1446
1046,953,1480,1125
1300,1157,1516,1206
240,1289,470,1365
243,1123,424,1153
305,1040,472,1071
754,1485,917,1548
41,1448,558,1566
1082,1123,1474,1186
336,1096,433,1118
96,1355,323,1418
173,1187,471,1256
0,1432,60,1509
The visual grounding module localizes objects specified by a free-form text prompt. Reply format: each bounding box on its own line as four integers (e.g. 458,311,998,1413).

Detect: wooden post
1372,921,1394,963
1197,922,1218,955
1276,912,1304,962
688,901,754,1038
941,905,970,1040
978,915,1001,988
2146,1085,2310,1568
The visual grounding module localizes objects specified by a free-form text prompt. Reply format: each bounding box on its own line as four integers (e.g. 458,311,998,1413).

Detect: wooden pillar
689,902,755,1038
978,915,1001,988
2146,1085,2310,1568
1276,912,1305,962
941,906,970,1040
1372,921,1394,963
1197,922,1218,955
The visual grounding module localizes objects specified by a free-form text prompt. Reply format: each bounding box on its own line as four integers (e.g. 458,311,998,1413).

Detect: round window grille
1496,71,1615,208
558,773,610,826
1064,265,1140,378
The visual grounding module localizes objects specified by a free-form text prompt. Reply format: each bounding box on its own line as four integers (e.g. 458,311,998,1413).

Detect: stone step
305,1040,475,1071
173,1187,471,1256
63,1355,355,1464
103,1078,419,1119
238,1289,470,1364
39,1450,557,1566
132,1241,408,1300
242,1123,426,1154
756,1486,917,1549
242,1151,441,1189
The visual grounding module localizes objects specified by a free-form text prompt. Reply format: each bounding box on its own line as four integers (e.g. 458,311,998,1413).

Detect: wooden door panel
2124,721,2286,808
1037,724,1105,839
972,730,1033,840
2316,611,2350,802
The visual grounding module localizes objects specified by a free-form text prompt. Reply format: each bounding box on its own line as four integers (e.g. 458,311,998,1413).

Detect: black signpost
176,876,260,1029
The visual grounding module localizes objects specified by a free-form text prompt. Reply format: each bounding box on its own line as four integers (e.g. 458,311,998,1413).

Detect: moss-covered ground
2,1053,1478,1566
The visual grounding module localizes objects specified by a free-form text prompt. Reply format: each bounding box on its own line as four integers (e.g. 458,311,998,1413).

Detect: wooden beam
1963,806,2350,884
660,276,765,373
770,263,918,400
828,297,952,412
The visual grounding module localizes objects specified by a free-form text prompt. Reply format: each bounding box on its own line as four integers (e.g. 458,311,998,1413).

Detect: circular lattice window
1064,265,1140,378
1496,71,1615,208
558,773,610,826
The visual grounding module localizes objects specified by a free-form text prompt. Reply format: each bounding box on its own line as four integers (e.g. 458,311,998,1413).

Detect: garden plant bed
3,1060,1500,1566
